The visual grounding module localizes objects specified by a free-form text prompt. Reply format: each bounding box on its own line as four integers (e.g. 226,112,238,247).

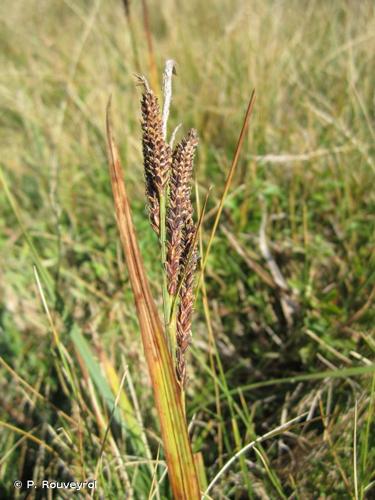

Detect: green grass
1,0,374,498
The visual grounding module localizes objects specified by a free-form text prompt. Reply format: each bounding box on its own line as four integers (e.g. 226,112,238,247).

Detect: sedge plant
106,62,201,498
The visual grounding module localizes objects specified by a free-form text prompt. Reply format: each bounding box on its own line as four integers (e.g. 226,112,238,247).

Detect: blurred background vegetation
0,0,374,498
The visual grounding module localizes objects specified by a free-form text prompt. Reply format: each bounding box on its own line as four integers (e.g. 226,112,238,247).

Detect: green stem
159,192,172,351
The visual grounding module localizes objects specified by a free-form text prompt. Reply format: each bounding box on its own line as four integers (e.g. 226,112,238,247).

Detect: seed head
165,129,198,386
166,129,198,295
176,243,198,387
141,90,172,233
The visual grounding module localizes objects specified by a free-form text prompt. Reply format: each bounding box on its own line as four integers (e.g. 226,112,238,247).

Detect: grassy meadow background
1,0,374,498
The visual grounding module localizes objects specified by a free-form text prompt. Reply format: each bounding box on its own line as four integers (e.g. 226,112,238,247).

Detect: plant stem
159,192,173,351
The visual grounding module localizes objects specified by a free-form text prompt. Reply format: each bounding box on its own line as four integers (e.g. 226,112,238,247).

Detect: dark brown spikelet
174,130,199,387
141,90,172,233
166,129,198,296
176,232,198,387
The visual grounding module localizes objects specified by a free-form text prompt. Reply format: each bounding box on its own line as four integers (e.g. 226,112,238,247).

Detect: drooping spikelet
168,130,199,387
176,237,198,386
140,89,172,234
166,129,198,296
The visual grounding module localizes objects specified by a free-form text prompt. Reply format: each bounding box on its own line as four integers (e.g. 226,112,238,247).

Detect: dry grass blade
196,90,256,297
106,99,200,499
203,412,308,497
0,421,59,459
221,225,276,289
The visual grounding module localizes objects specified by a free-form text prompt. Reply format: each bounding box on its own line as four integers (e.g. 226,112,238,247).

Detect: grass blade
71,327,123,427
196,90,256,297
